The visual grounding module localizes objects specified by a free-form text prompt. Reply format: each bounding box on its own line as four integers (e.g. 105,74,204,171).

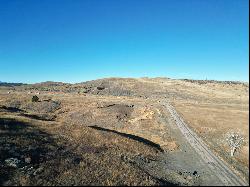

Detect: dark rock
73,157,82,165
97,86,105,90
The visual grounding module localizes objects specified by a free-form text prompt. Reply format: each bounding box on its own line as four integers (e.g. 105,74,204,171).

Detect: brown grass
173,101,249,179
0,77,248,184
0,113,165,186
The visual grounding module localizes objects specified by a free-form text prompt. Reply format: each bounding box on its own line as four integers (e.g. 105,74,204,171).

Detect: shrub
32,95,39,102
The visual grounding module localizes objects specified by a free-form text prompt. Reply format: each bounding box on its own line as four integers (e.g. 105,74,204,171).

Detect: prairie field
0,78,248,185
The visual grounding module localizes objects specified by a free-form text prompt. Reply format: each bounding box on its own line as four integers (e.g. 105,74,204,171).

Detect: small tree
225,131,244,157
32,95,39,102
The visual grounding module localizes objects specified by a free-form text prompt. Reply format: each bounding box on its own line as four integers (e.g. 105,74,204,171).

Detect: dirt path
164,102,248,186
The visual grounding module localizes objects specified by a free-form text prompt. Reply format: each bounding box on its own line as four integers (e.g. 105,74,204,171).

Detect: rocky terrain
0,77,248,186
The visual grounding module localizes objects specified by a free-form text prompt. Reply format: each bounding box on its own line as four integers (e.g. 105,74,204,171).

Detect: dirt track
164,101,249,186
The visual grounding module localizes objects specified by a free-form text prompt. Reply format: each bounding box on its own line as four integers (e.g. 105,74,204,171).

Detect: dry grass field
173,101,249,178
0,77,248,185
170,80,249,177
0,105,164,186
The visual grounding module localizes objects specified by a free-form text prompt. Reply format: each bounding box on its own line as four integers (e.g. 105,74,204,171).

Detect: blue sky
0,0,249,83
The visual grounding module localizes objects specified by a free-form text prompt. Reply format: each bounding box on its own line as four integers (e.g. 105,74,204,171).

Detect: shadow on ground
20,113,56,121
0,117,76,185
0,106,24,113
89,125,164,152
0,117,176,186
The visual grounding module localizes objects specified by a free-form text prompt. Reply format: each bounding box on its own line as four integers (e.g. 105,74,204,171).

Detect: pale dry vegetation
0,77,248,185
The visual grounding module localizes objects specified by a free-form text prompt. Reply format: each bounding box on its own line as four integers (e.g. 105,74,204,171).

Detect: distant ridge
0,77,248,87
180,78,248,85
0,81,26,87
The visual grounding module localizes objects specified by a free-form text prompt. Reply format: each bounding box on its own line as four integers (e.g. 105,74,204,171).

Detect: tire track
164,102,248,186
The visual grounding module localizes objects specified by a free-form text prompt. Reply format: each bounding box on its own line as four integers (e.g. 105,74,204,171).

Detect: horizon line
0,76,249,85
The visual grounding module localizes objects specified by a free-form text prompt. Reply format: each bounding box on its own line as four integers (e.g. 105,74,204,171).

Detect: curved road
163,102,248,186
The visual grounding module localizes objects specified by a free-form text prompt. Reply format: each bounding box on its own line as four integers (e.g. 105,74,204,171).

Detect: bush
32,95,39,102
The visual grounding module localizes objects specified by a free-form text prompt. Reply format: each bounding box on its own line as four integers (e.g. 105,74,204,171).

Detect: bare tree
225,131,244,157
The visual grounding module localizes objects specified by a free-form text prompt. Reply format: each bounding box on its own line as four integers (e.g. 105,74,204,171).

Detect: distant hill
0,81,26,87
32,81,70,87
0,78,248,96
180,78,248,85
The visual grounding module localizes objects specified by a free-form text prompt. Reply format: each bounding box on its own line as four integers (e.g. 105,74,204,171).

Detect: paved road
164,102,248,186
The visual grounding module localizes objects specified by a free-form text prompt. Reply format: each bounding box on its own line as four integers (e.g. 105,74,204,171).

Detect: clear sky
0,0,249,83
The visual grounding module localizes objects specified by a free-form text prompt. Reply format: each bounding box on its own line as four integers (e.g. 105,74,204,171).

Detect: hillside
0,77,248,186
